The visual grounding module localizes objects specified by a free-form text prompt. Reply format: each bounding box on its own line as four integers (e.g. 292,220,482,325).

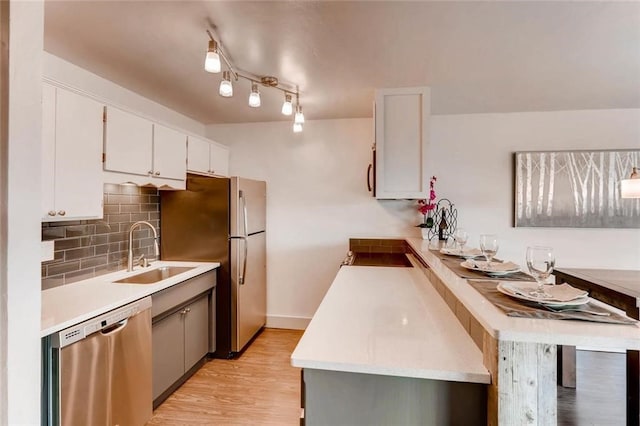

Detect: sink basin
114,266,195,284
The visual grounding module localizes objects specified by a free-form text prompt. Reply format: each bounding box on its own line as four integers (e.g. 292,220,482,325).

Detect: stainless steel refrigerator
160,174,266,358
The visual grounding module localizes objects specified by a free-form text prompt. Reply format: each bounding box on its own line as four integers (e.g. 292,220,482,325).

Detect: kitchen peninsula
292,238,640,425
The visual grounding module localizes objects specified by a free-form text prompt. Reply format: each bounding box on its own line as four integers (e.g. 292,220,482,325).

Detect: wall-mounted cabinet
187,136,229,177
103,106,187,182
42,83,104,221
373,87,430,199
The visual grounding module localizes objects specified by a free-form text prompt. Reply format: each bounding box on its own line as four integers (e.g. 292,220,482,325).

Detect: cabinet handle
48,211,56,216
57,210,66,216
367,164,373,192
155,171,160,176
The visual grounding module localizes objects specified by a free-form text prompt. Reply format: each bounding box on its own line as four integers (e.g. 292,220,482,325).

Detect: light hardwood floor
149,328,625,425
148,328,304,425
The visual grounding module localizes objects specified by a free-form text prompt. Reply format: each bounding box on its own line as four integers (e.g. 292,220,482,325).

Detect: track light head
219,71,233,97
248,82,261,107
294,105,305,124
281,94,293,116
204,40,221,73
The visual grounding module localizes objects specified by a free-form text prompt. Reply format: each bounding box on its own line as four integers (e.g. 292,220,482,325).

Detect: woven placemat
467,280,636,325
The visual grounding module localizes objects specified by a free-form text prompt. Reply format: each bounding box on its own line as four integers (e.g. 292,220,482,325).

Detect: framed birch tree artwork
514,149,640,228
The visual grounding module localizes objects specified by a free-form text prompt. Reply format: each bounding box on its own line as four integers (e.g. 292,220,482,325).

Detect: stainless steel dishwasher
43,296,152,426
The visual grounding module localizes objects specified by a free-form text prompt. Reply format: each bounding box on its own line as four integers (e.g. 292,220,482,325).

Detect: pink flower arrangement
417,176,437,227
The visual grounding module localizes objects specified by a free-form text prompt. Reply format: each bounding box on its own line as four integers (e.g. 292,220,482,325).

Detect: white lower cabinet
152,293,210,402
42,83,104,221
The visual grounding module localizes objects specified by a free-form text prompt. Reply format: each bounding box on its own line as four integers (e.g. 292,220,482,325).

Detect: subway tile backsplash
41,183,160,290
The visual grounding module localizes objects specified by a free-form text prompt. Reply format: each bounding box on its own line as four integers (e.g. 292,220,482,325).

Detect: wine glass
526,246,555,298
453,228,469,254
479,234,499,269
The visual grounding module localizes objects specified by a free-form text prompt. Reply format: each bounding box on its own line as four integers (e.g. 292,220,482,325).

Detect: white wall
3,1,44,423
207,109,640,328
207,119,415,328
43,52,206,137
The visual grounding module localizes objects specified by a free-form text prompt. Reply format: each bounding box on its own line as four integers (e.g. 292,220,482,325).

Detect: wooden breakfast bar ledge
292,238,640,426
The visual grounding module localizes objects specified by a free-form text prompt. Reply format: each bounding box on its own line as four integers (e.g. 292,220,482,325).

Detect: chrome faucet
127,221,160,272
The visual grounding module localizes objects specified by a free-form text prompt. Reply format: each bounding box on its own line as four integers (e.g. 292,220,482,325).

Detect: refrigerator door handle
229,235,247,285
230,190,249,285
240,190,249,284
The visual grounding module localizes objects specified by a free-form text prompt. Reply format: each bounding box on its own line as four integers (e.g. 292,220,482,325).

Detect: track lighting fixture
219,71,233,97
204,28,305,132
248,82,261,108
204,40,221,73
281,94,293,116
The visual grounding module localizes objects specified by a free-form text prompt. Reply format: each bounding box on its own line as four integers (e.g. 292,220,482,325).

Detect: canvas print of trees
514,150,640,228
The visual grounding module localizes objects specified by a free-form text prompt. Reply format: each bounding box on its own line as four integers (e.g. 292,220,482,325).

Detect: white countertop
41,261,219,337
291,265,491,384
406,238,640,350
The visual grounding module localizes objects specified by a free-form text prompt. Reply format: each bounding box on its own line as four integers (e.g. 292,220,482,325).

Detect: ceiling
44,1,640,125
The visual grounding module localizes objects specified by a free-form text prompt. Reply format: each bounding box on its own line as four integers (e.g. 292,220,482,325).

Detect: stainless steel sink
114,266,195,284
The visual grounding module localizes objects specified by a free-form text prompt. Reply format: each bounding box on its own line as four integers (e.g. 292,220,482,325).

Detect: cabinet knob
185,308,191,313
57,210,66,216
48,211,56,216
180,309,187,315
148,170,153,175
155,171,160,176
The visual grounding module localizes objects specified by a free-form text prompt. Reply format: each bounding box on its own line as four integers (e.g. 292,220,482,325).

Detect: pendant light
204,40,221,73
281,93,293,116
219,71,233,97
293,122,303,133
248,82,261,107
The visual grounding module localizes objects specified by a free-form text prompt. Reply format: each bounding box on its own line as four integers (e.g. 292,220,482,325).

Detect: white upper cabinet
186,136,211,174
42,83,104,221
208,142,229,177
104,106,186,182
153,124,187,180
374,87,430,199
104,106,153,176
187,136,229,177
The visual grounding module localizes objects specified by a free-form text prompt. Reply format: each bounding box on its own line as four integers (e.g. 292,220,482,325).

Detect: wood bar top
555,268,640,300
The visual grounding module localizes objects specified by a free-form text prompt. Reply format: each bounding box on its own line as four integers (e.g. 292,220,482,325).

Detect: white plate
440,247,483,258
460,260,520,276
496,283,590,307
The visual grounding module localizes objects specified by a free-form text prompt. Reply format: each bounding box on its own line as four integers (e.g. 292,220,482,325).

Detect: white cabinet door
374,87,430,199
153,124,187,181
209,142,229,177
104,106,153,176
187,136,211,174
42,83,57,219
41,83,103,221
54,87,104,219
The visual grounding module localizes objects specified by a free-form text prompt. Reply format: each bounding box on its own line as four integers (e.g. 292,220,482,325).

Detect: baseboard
266,315,311,330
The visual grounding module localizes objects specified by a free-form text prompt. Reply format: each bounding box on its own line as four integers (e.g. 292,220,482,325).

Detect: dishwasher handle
101,318,128,335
